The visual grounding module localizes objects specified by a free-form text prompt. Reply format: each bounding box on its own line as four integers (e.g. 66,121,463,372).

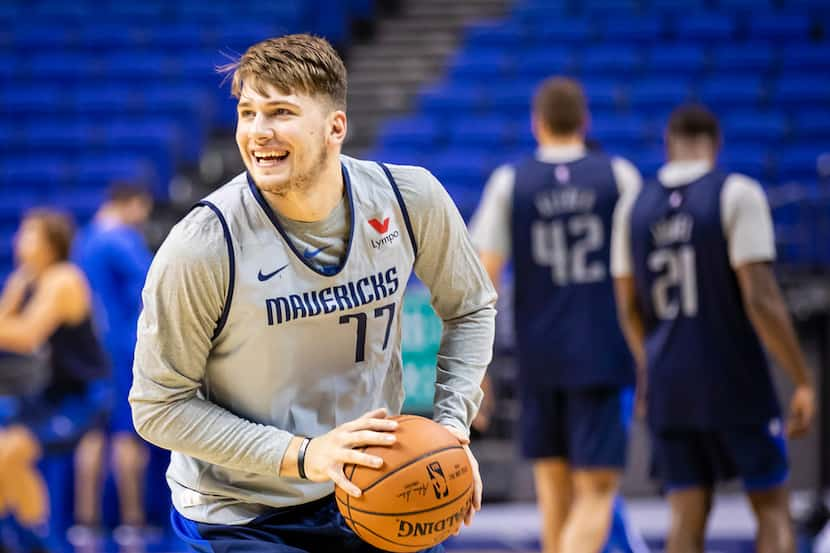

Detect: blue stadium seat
793,110,830,140
650,0,706,13
772,75,830,108
514,48,574,80
717,0,774,9
79,23,144,49
465,21,526,49
722,111,788,146
178,50,228,86
141,85,214,146
711,43,775,73
447,117,513,149
531,18,594,45
75,155,157,193
699,76,764,109
72,85,141,116
581,0,640,14
419,83,484,116
582,79,622,111
0,87,67,116
776,146,826,183
448,50,513,81
103,52,178,81
12,24,74,50
628,78,692,110
363,147,424,167
780,44,830,71
105,1,164,19
675,13,736,42
145,24,210,49
213,24,283,53
377,117,442,152
720,147,771,181
487,85,535,115
512,3,566,26
632,147,665,178
429,150,492,191
1,158,71,194
646,45,706,75
599,16,665,43
579,45,641,77
102,121,180,186
21,122,97,153
28,52,99,82
749,14,810,41
589,116,651,149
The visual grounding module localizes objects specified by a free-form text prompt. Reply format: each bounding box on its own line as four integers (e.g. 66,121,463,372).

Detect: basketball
335,415,473,552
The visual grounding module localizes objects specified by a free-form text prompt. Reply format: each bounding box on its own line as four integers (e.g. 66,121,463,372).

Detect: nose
252,113,274,141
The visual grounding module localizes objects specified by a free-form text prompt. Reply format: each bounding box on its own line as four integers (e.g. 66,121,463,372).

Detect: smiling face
236,83,340,195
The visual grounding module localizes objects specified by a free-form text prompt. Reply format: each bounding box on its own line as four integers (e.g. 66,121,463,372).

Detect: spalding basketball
335,415,473,552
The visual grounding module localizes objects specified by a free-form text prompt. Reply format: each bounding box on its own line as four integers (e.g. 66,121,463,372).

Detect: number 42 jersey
510,153,634,390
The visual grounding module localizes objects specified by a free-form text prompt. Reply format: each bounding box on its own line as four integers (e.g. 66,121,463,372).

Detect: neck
263,160,344,222
538,134,584,148
96,205,123,225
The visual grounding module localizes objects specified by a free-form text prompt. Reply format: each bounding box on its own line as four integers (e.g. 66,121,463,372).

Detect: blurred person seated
0,209,109,553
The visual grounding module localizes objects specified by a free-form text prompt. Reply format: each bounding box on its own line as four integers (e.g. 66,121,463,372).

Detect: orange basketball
335,415,473,552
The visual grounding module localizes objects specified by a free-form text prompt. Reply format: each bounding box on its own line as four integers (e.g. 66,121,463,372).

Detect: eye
239,109,255,118
273,108,292,116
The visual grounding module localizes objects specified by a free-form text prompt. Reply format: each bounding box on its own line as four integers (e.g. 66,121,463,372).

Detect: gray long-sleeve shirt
129,157,496,523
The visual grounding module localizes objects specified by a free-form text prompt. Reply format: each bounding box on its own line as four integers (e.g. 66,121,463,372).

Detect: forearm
614,278,646,370
433,305,497,436
746,294,812,387
0,317,39,354
130,382,294,477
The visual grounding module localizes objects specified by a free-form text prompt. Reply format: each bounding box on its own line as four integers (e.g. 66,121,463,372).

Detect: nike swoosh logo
302,245,331,259
257,264,289,282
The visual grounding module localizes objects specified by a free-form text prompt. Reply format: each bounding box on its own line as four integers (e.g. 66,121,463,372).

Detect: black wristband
297,437,311,480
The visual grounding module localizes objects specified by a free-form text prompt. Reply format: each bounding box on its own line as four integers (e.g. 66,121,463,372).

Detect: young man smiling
129,34,496,552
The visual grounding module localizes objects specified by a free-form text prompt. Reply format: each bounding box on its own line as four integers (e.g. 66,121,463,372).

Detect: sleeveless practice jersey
510,154,634,389
629,170,780,430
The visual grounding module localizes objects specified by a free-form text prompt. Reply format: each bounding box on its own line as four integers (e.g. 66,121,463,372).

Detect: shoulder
41,262,88,294
610,156,643,196
382,163,447,212
156,205,229,269
722,173,769,214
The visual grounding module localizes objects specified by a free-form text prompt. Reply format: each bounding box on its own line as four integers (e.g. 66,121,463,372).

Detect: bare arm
0,265,87,354
0,271,31,319
735,262,815,437
478,251,506,292
614,276,648,416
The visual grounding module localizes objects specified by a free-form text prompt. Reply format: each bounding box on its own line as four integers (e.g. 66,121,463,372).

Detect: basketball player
469,77,647,553
70,183,154,549
613,104,816,553
0,209,110,552
128,34,495,552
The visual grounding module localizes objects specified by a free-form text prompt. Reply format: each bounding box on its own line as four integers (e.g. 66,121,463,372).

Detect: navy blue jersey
511,154,634,389
629,171,780,430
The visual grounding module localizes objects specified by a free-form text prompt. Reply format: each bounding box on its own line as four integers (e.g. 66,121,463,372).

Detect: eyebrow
237,99,299,108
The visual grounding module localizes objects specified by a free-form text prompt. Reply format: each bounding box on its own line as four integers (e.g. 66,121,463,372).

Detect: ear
328,110,348,146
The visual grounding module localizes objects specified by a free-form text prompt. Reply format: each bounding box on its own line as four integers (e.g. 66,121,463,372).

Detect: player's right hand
304,408,398,497
786,384,815,438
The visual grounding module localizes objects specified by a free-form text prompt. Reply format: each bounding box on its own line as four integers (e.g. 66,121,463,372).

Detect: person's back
613,104,815,553
629,168,779,430
511,151,633,390
471,77,646,553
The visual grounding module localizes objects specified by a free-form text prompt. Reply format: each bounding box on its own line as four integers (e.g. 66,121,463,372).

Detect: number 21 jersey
629,170,780,430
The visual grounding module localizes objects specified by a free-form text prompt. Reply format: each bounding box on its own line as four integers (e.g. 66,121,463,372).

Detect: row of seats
467,15,824,48
450,43,830,77
516,0,830,15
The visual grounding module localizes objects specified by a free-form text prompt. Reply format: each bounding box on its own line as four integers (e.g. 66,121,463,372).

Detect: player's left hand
443,425,482,530
786,384,815,438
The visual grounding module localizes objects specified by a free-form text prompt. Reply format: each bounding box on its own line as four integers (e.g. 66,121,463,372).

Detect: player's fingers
344,416,398,433
360,407,388,420
328,466,362,498
345,430,396,448
340,448,384,469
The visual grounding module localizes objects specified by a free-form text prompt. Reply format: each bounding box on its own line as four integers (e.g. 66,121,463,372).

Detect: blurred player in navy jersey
613,104,816,553
0,209,109,553
71,184,154,548
470,77,648,553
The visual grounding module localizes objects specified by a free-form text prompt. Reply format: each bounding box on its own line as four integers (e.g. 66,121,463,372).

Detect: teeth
254,150,287,160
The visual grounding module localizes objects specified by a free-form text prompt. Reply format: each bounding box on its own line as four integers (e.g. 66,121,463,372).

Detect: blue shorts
171,495,445,553
519,386,632,468
650,420,789,492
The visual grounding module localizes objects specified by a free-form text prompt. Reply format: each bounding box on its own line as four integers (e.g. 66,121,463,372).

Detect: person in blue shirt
0,209,110,553
613,104,816,553
71,184,153,547
470,77,648,553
